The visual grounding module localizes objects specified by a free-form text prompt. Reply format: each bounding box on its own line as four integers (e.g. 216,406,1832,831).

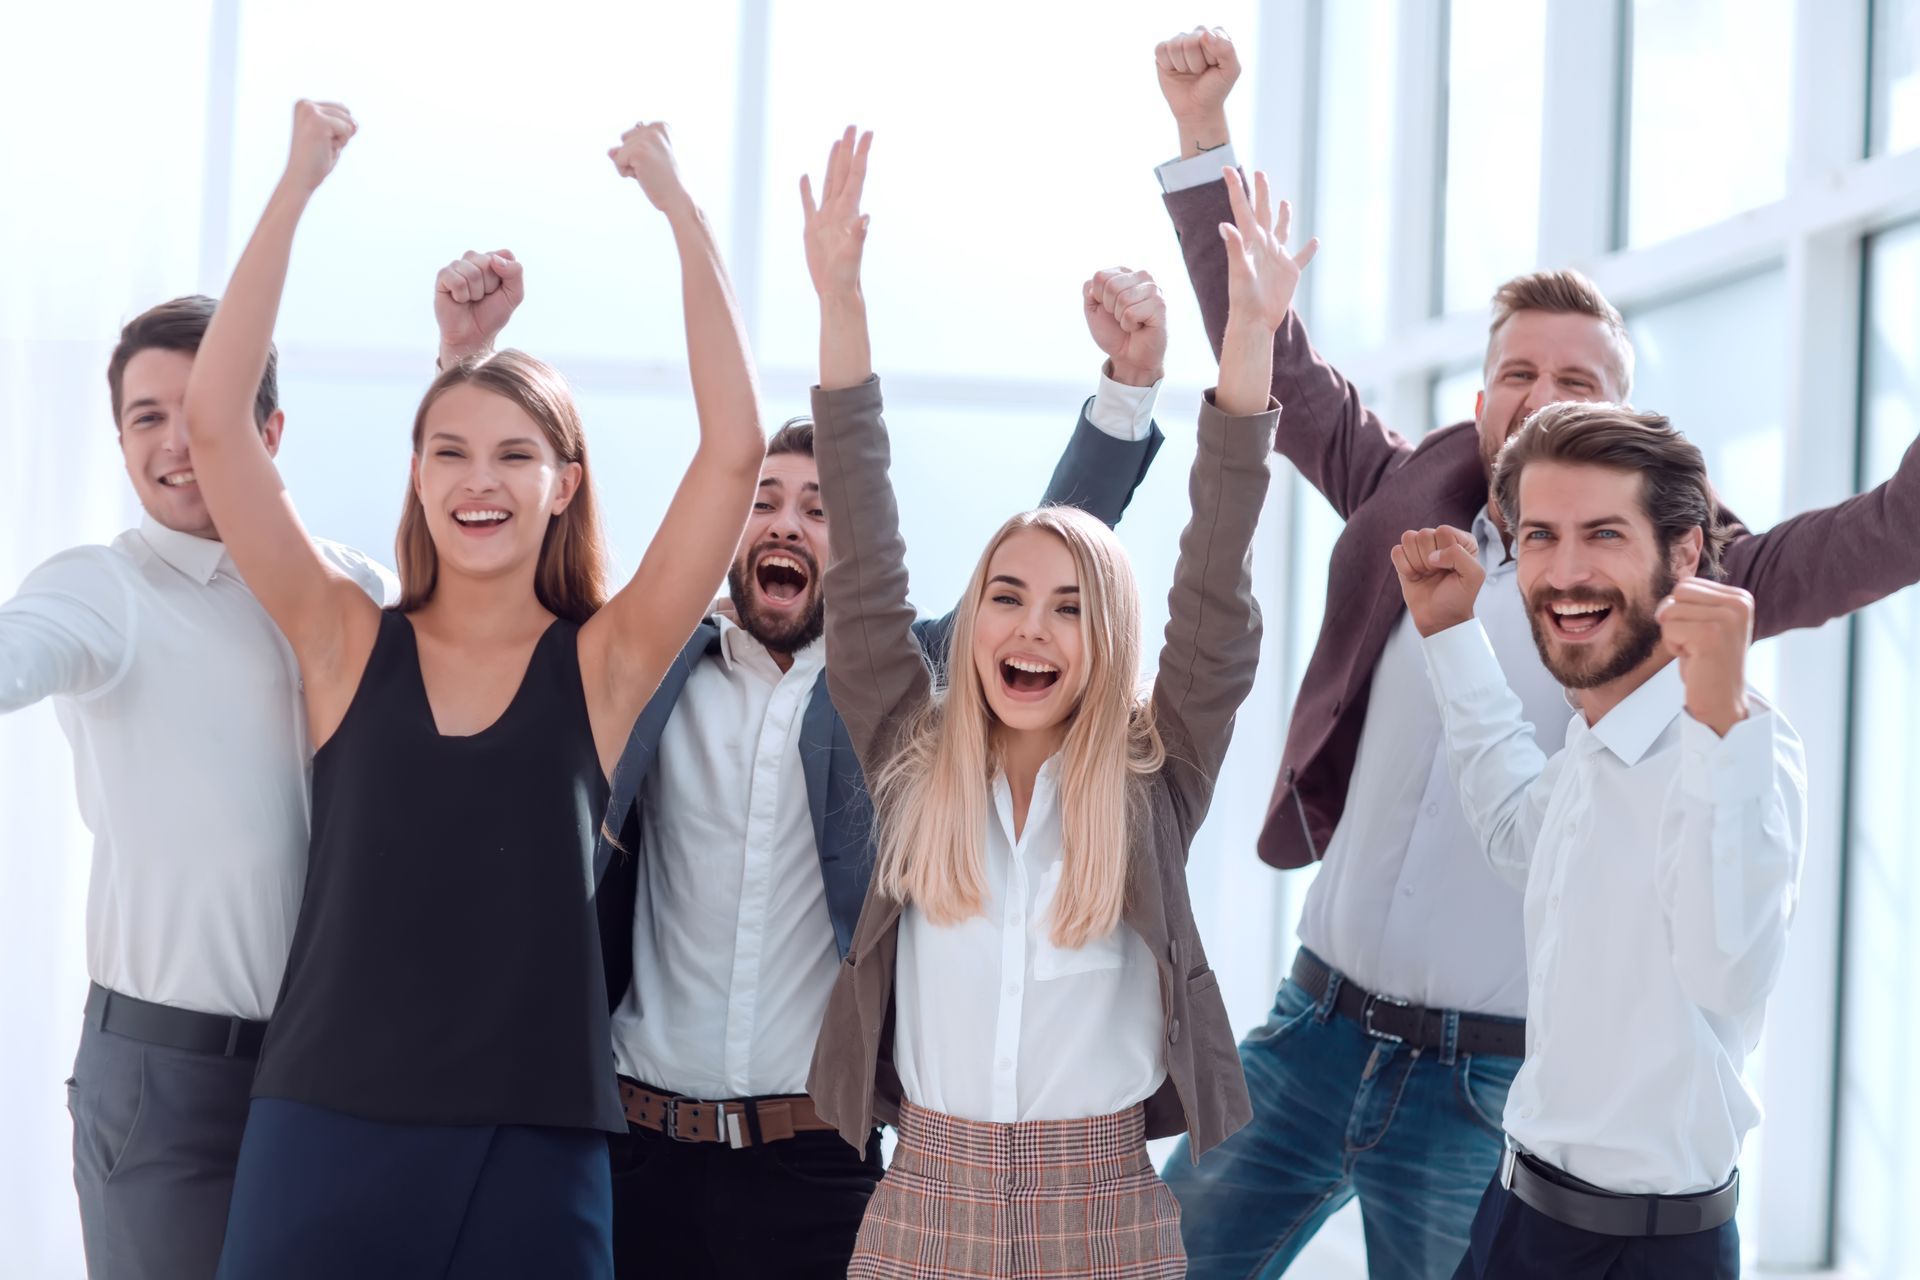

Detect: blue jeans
1163,959,1523,1280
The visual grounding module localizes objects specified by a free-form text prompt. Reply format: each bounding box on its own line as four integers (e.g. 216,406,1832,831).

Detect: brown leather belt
618,1078,836,1149
1292,949,1527,1059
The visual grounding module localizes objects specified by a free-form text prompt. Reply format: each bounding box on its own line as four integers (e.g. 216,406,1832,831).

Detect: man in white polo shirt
0,256,521,1278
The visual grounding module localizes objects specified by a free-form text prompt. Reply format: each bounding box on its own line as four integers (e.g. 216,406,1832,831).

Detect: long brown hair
394,349,609,623
872,506,1165,948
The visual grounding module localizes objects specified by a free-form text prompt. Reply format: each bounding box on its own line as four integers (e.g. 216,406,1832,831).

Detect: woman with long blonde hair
798,128,1315,1278
182,103,765,1278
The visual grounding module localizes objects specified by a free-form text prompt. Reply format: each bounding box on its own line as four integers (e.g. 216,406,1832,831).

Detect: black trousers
1451,1171,1739,1279
609,1120,883,1279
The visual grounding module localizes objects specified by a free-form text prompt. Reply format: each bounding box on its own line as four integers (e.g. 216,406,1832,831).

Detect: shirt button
1168,1019,1181,1045
1520,1106,1535,1119
1402,887,1414,898
1548,895,1560,911
1331,699,1342,717
1424,803,1440,817
1005,981,1020,996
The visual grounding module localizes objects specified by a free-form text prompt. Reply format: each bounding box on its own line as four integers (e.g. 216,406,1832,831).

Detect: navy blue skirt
215,1097,612,1279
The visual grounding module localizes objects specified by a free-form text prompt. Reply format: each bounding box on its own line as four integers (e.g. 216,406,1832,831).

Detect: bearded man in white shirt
1391,402,1807,1279
0,255,530,1278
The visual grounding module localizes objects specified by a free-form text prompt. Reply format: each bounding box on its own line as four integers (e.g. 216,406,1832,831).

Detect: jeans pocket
1455,1053,1519,1138
1243,979,1319,1049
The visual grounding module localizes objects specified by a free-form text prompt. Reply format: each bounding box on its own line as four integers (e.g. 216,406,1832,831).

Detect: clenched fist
1083,268,1167,388
609,122,693,216
1391,525,1484,638
1221,168,1318,335
434,250,525,367
284,99,355,194
1656,579,1754,736
1155,26,1239,155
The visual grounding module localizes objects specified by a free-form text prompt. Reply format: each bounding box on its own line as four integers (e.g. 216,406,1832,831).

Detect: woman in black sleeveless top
183,103,764,1279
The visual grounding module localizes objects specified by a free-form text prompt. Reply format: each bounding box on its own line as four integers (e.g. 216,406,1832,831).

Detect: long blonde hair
872,506,1165,948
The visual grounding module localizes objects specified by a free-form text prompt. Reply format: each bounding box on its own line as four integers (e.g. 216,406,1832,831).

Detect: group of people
4,24,1918,1280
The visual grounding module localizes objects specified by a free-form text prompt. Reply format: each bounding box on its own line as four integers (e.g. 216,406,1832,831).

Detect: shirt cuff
1679,705,1779,806
1420,618,1505,702
1086,369,1162,442
1155,144,1240,194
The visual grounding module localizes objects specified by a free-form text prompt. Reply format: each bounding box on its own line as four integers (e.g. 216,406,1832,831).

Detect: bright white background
2,2,1917,1276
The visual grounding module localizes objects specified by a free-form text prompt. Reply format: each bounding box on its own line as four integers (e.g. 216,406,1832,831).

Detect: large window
1311,0,1400,352
1442,0,1547,312
1871,0,1920,155
1622,0,1793,246
1836,219,1920,1278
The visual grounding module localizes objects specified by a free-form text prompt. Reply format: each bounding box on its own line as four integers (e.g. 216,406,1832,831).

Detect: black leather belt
1502,1145,1739,1237
1291,950,1525,1059
87,983,267,1060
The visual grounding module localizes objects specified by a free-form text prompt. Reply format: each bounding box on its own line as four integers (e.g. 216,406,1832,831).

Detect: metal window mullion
1378,0,1447,434
1753,0,1875,1269
1258,0,1324,988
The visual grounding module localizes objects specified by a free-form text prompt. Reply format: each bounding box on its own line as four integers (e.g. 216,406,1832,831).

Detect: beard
726,544,825,655
1526,562,1675,690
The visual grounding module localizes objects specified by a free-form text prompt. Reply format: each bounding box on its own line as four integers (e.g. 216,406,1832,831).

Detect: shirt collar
1577,658,1684,767
1471,506,1517,572
712,613,824,679
137,515,230,586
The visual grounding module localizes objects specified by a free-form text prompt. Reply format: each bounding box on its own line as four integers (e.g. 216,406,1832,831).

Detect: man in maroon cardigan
1149,25,1920,1280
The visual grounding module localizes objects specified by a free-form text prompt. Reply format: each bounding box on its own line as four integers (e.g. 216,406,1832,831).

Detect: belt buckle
1362,991,1410,1043
1499,1142,1518,1190
662,1096,704,1143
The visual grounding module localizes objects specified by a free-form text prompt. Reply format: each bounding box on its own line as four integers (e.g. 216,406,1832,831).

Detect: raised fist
1155,27,1240,129
800,127,872,300
1083,268,1167,388
1391,526,1484,638
285,99,356,194
1656,578,1754,736
608,121,692,215
1221,168,1317,335
434,250,525,365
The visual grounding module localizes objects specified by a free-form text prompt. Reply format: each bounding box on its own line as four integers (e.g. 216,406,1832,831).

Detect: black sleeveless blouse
253,610,622,1132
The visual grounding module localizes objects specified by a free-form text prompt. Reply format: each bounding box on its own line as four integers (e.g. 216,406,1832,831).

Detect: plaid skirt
848,1100,1185,1279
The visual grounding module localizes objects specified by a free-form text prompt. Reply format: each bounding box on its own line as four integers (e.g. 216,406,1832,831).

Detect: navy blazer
593,405,1164,1012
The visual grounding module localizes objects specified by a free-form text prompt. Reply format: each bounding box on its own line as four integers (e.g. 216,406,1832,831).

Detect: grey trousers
68,1012,256,1279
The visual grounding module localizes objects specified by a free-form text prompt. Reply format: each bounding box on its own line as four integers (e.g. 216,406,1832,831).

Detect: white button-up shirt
612,620,836,1098
1299,512,1559,1016
893,756,1167,1123
1423,619,1807,1194
0,518,395,1020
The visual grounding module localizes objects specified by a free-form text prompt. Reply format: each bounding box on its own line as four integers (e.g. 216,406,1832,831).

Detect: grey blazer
805,375,1275,1162
592,406,1163,1013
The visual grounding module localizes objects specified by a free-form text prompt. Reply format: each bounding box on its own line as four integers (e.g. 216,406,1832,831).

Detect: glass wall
1836,219,1920,1278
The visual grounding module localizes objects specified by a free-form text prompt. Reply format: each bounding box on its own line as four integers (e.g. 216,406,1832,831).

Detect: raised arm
1151,169,1302,843
1726,431,1920,641
434,249,525,370
578,122,766,767
1395,525,1549,884
1655,579,1808,1016
803,129,931,773
1038,267,1168,524
1154,25,1415,518
183,101,380,701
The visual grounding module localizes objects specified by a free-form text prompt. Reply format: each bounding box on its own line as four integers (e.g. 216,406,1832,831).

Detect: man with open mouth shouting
591,180,1169,1280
